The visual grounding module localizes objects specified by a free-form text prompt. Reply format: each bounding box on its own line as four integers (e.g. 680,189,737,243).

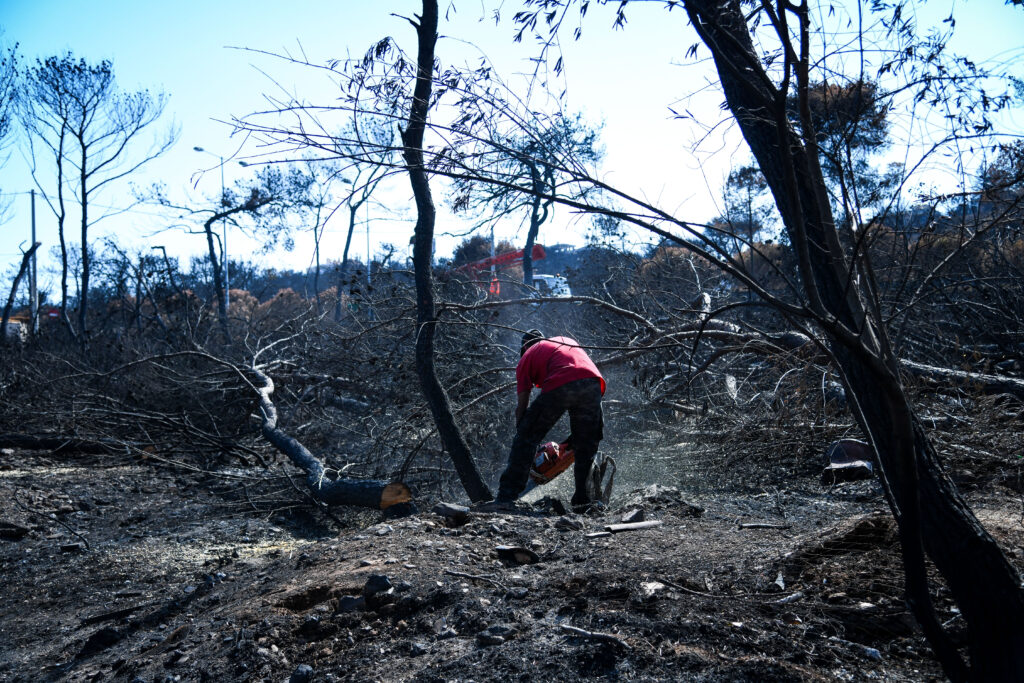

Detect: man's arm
515,390,530,427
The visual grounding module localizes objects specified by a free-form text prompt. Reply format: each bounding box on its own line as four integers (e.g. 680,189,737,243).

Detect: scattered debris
604,520,663,533
621,485,704,516
444,568,505,588
560,624,632,650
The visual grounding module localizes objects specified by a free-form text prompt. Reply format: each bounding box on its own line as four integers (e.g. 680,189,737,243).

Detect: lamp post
193,146,229,312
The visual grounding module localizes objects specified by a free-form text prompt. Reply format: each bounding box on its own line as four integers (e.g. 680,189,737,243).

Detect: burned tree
20,53,175,338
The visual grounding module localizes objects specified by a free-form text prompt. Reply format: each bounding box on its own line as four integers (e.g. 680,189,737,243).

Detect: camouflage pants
497,377,604,503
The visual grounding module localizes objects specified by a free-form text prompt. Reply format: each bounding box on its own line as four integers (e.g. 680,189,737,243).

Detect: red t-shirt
516,336,605,395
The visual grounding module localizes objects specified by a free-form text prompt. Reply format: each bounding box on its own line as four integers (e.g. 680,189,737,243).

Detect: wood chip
604,520,663,533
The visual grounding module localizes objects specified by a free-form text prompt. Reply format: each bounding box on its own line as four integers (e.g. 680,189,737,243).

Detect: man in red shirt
493,329,605,510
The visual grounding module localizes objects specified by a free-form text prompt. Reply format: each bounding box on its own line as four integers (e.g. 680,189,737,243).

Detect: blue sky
1,0,1022,293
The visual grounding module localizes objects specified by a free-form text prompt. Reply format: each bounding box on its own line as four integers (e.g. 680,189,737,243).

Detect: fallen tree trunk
900,359,1024,402
252,366,413,513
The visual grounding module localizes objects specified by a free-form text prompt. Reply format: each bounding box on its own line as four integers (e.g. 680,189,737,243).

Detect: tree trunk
335,204,359,322
54,128,76,339
400,0,491,502
1,243,41,344
522,163,542,287
79,153,90,337
203,215,232,343
685,1,1024,679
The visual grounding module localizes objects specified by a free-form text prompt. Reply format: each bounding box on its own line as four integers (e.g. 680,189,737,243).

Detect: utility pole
220,155,228,313
30,189,38,334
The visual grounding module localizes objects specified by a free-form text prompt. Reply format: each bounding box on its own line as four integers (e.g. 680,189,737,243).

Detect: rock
77,627,123,658
533,496,567,515
290,663,314,683
621,508,645,524
363,574,393,597
0,521,29,540
432,502,470,527
477,624,518,646
504,587,529,600
554,516,584,531
821,440,874,485
60,542,85,553
495,545,540,565
640,581,666,599
410,642,429,656
359,559,374,567
395,580,413,593
336,595,365,613
436,626,458,640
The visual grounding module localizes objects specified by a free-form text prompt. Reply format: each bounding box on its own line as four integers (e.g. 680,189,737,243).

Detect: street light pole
194,147,229,312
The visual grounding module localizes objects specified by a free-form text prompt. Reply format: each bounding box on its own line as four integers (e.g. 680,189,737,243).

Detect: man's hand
514,390,530,430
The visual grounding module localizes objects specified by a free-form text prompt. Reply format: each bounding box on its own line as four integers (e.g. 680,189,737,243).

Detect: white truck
531,274,571,298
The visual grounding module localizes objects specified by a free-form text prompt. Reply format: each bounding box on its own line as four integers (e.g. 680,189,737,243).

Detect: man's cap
521,329,544,353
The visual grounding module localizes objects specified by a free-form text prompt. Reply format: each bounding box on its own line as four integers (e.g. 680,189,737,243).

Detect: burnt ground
1,416,1023,683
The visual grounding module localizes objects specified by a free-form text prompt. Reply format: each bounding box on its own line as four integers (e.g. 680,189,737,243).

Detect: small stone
410,642,429,656
290,663,314,683
621,508,645,524
504,587,529,600
336,595,365,613
495,545,540,565
60,542,85,553
477,624,518,647
640,581,666,599
376,525,393,537
359,559,374,567
395,580,413,593
432,502,471,527
363,575,393,597
554,516,584,531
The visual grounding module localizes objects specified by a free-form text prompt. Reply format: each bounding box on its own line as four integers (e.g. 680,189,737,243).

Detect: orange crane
454,244,546,294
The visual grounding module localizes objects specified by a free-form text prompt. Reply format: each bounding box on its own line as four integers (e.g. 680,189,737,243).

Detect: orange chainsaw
521,438,575,495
